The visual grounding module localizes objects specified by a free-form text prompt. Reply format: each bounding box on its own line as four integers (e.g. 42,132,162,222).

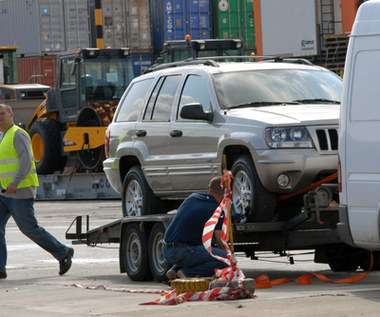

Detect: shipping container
39,0,91,52
131,53,152,77
254,0,317,57
211,0,255,51
0,0,90,56
126,0,152,52
101,0,128,48
17,55,57,87
99,0,152,52
163,0,211,42
151,0,165,53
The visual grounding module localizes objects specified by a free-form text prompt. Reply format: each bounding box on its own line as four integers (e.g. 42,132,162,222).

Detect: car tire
121,223,153,281
231,155,276,222
122,166,162,217
29,118,66,174
148,223,170,282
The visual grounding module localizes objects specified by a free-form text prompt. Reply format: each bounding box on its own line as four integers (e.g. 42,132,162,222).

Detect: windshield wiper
292,98,340,104
229,101,299,109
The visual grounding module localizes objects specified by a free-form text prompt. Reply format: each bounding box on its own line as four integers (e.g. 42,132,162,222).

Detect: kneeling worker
163,176,229,280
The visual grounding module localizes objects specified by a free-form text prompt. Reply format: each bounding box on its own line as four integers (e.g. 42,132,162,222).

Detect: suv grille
315,128,338,152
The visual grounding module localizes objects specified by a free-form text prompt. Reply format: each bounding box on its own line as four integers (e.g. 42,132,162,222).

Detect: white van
339,0,380,251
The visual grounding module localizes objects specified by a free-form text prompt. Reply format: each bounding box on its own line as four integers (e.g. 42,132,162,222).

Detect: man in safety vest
0,103,73,279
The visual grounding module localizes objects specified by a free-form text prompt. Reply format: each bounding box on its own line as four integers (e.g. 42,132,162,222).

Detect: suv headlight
265,127,313,148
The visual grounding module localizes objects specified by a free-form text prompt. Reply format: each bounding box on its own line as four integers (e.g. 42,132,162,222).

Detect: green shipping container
211,0,255,52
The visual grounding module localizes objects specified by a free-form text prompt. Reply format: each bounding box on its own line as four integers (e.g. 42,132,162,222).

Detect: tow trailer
66,183,373,282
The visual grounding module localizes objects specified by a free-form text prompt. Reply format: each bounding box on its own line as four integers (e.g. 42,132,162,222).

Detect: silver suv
104,59,342,222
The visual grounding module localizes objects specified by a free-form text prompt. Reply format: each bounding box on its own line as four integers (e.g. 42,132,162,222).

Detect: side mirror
180,103,214,122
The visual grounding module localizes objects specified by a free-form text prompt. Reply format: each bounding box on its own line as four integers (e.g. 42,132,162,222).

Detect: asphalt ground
1,200,380,317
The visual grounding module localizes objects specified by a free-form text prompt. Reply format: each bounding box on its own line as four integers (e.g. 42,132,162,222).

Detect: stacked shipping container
0,0,257,85
211,0,255,52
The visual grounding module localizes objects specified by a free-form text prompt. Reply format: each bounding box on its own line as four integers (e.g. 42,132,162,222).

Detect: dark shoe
166,268,177,281
0,268,7,279
59,247,74,276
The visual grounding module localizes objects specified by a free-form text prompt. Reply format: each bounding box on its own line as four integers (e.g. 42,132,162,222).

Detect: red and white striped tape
71,284,164,294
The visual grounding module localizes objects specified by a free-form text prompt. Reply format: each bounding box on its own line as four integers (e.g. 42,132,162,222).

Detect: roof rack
189,55,276,61
144,55,314,74
265,57,314,65
143,59,219,74
189,55,314,65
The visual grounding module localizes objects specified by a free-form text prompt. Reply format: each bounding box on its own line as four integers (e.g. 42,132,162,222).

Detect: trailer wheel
29,118,66,174
122,166,162,217
148,223,170,282
231,155,276,222
326,245,359,272
121,223,153,281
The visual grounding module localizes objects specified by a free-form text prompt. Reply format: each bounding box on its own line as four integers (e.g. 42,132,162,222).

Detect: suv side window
144,75,181,122
115,78,154,122
178,75,211,119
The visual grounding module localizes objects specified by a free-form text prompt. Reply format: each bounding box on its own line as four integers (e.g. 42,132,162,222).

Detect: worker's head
0,103,14,132
207,176,225,203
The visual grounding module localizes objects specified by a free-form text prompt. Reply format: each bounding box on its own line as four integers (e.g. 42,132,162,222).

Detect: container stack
0,0,257,86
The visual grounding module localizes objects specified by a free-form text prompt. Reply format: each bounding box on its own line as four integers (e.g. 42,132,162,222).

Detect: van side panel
343,37,380,250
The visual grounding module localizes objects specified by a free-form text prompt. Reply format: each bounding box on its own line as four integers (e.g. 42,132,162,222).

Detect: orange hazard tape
255,252,373,288
277,172,338,202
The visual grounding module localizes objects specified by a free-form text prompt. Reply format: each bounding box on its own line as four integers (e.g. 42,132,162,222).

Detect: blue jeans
0,195,69,269
163,244,228,277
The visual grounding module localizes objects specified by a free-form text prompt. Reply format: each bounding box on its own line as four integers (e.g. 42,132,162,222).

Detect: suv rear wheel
231,155,276,222
122,166,162,217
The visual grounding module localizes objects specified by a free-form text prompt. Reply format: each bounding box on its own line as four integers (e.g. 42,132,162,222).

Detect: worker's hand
5,183,17,194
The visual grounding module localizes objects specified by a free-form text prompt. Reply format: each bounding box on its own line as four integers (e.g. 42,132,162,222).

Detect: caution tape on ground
71,284,163,294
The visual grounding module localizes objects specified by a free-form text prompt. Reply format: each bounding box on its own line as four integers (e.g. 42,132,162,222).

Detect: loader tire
29,118,66,175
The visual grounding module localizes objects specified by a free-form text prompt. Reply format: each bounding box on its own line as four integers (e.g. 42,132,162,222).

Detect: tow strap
255,252,373,288
277,172,338,202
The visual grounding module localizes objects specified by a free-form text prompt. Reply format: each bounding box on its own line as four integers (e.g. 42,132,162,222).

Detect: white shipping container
102,0,128,48
0,0,90,56
125,0,152,52
39,0,91,52
260,0,317,57
100,0,152,52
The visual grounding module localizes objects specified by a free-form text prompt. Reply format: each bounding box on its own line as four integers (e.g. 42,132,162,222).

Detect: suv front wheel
122,166,162,217
231,155,276,222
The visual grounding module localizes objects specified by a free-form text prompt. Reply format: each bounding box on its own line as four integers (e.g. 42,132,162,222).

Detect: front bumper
254,148,338,193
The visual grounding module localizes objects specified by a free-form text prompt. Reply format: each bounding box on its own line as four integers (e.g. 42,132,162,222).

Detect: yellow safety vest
0,125,39,189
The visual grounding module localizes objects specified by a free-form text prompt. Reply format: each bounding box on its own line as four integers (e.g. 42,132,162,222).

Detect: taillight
105,129,110,158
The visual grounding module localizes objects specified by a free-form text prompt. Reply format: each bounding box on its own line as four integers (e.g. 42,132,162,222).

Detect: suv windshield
213,69,342,109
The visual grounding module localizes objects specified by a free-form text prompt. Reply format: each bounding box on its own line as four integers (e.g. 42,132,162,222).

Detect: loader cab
157,39,245,64
48,48,134,123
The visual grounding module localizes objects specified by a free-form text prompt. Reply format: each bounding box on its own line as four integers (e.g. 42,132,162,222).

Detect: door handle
135,130,147,137
170,130,183,137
